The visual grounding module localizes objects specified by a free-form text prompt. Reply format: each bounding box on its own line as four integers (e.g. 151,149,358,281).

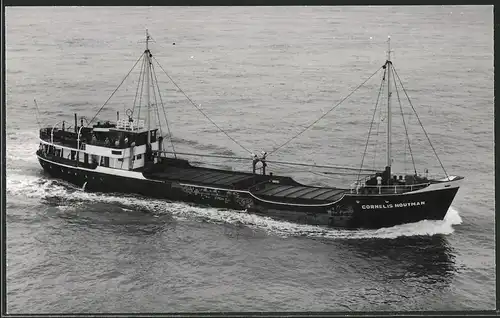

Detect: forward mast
386,35,393,177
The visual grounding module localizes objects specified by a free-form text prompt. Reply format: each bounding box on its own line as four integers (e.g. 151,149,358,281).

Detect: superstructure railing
350,182,430,195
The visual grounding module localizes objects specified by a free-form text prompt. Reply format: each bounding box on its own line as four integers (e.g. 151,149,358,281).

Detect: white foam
6,131,40,170
206,210,459,240
444,206,463,225
7,173,73,199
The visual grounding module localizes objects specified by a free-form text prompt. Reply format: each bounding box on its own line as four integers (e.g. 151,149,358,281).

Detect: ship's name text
361,201,426,209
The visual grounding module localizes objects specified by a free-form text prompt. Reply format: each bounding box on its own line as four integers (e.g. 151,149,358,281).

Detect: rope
391,66,416,174
89,53,143,126
268,65,385,156
392,65,449,179
357,67,386,182
131,54,146,118
149,61,163,143
372,85,384,170
156,150,250,161
151,60,177,158
265,159,378,172
151,55,253,155
155,150,377,173
136,54,146,123
269,161,372,178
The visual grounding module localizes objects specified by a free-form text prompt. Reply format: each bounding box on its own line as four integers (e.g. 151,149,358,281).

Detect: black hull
37,156,460,229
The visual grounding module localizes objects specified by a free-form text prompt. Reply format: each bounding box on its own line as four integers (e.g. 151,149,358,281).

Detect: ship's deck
251,183,346,204
146,166,257,187
146,164,347,204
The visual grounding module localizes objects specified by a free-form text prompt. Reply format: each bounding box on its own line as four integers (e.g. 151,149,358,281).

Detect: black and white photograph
5,5,494,313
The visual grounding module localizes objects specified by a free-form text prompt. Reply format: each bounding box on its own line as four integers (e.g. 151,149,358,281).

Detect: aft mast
145,29,152,146
386,36,393,177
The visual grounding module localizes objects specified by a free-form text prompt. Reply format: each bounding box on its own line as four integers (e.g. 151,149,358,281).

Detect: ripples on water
6,5,494,313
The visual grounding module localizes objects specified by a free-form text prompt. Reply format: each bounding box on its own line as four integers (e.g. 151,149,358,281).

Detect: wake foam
6,171,462,240
6,131,40,172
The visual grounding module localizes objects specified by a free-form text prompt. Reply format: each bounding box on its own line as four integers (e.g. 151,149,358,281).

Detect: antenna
138,28,156,46
386,35,393,61
33,99,42,128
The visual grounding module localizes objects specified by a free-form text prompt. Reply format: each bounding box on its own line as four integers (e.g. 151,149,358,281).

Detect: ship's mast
145,29,151,145
386,36,392,173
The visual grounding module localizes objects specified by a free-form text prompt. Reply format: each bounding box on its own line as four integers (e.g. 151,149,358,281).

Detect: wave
6,171,462,240
6,131,40,170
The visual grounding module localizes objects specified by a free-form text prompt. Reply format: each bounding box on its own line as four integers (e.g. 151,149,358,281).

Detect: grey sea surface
6,6,494,312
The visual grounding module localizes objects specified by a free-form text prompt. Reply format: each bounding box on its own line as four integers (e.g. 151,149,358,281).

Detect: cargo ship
36,31,463,229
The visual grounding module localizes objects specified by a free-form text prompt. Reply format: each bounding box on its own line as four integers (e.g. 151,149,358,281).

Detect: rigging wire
131,54,146,118
391,65,449,178
151,55,253,156
357,67,387,182
269,161,373,177
267,65,385,156
404,128,408,174
151,60,177,158
372,84,384,170
391,65,417,174
265,159,378,172
89,53,144,126
136,54,147,123
148,60,163,143
405,110,413,174
155,149,377,172
156,150,251,161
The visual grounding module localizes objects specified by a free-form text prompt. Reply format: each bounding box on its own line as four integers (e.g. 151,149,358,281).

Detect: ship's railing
39,127,53,140
350,182,430,194
40,126,80,149
85,137,136,149
77,126,85,151
116,118,145,131
50,121,65,144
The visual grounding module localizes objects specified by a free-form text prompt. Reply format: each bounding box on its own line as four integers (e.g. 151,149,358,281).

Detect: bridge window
112,150,122,155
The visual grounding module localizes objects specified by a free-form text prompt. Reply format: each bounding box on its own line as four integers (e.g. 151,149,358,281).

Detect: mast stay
357,37,449,179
